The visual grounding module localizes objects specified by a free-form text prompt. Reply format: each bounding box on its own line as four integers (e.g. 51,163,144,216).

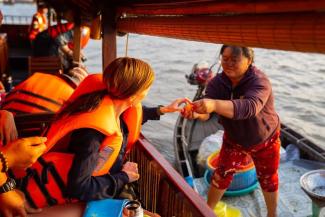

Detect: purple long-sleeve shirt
205,65,280,147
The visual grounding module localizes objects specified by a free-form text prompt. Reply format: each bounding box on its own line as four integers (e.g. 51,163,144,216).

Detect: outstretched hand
192,98,217,114
160,98,192,114
160,97,214,120
180,98,216,121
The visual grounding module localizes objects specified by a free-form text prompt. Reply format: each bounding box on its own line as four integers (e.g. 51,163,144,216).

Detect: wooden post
102,8,117,71
72,24,81,66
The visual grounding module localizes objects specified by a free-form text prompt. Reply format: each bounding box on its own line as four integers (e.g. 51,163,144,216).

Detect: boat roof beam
102,7,117,71
117,12,325,53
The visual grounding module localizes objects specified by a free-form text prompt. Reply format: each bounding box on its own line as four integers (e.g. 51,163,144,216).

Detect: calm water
2,3,325,164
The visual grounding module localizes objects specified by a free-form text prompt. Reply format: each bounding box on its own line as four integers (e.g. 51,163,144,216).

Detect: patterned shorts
211,131,280,192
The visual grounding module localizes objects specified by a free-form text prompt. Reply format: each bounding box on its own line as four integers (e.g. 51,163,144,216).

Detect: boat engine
186,60,213,87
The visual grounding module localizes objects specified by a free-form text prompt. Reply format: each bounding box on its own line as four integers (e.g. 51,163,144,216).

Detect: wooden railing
132,135,216,217
28,56,62,75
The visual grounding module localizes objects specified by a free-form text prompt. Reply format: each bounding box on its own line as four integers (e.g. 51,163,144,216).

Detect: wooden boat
1,0,325,216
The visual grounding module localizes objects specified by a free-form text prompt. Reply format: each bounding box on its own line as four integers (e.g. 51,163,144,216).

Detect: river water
2,3,325,165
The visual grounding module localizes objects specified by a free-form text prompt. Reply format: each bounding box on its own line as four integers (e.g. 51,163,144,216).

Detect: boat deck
195,159,316,217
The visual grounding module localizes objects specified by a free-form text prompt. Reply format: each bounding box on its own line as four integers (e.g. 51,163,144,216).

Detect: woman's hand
0,190,42,217
17,190,42,214
159,98,192,114
193,99,234,119
0,110,18,145
122,162,140,183
181,99,217,121
0,190,26,217
192,99,217,114
2,137,47,169
68,66,88,84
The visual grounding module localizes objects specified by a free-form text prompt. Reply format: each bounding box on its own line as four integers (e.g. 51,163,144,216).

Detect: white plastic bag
196,130,224,168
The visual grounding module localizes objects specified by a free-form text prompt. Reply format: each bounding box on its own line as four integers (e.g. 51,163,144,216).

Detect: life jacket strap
15,168,57,208
21,169,39,208
13,157,70,208
8,169,39,208
30,168,58,207
3,99,55,113
38,157,68,198
5,89,63,106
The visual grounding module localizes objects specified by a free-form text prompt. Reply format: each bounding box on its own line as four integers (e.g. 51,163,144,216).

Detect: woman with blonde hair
16,57,182,209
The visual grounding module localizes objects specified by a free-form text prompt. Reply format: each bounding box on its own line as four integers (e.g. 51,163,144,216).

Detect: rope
125,33,129,57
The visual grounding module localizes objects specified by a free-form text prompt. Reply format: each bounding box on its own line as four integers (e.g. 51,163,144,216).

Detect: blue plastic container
204,167,258,194
83,199,127,217
206,151,258,192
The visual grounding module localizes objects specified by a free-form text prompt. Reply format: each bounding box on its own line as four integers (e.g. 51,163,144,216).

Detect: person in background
33,23,89,72
29,3,48,41
182,45,280,217
0,110,47,217
17,57,184,210
55,26,89,71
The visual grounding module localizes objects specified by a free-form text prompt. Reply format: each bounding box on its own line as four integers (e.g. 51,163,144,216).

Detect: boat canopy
42,0,325,53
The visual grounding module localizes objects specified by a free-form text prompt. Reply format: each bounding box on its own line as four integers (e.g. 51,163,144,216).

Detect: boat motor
186,60,213,87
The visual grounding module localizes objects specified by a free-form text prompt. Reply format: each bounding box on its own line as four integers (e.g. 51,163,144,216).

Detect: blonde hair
56,57,154,119
103,57,155,99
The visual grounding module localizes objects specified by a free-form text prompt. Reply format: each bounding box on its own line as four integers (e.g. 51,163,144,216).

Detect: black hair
219,45,254,64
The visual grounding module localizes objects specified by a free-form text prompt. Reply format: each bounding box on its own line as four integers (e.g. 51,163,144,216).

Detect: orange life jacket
47,22,74,39
0,81,5,92
2,73,75,115
15,74,142,208
29,12,47,41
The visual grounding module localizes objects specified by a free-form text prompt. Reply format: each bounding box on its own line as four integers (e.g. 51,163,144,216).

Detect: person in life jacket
32,22,74,57
0,135,47,217
13,57,184,209
56,25,90,71
0,110,47,217
29,4,48,41
33,23,90,72
1,67,88,115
